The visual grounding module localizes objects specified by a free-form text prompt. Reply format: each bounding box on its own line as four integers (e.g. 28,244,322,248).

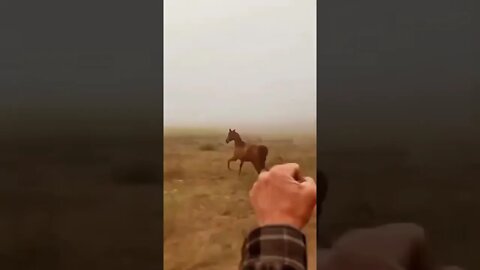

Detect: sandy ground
164,132,317,270
1,131,478,269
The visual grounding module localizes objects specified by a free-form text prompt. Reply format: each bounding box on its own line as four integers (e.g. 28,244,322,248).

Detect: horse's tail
256,145,269,173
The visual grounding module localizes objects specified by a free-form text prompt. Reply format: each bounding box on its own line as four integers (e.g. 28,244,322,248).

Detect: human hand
249,163,316,229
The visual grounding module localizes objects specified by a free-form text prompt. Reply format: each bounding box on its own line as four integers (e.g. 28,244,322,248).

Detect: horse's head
225,129,238,143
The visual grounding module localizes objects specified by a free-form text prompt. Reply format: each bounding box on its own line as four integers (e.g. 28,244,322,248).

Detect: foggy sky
164,0,316,131
2,0,478,139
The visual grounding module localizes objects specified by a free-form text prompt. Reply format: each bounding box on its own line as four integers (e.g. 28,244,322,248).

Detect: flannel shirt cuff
240,225,307,270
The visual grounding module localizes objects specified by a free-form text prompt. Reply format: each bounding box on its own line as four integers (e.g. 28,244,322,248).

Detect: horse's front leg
227,157,237,171
238,160,244,175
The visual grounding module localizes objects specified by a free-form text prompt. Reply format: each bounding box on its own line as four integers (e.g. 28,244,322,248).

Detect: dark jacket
239,225,307,270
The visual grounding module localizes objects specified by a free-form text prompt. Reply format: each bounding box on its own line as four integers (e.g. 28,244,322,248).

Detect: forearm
239,225,307,270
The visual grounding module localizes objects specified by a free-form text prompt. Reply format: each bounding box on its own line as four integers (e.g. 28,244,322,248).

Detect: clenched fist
249,163,317,229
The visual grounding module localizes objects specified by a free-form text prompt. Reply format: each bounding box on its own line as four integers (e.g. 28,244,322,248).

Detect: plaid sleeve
239,225,307,270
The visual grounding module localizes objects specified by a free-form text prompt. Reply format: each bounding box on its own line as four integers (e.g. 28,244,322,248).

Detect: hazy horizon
164,0,316,130
163,120,316,135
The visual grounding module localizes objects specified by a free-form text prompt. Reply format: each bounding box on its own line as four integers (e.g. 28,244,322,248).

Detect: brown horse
225,129,269,175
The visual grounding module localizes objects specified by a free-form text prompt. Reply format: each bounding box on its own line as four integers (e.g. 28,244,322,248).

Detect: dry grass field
163,130,317,270
1,130,479,270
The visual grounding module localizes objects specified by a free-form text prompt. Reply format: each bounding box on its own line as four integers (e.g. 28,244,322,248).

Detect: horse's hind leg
228,157,237,170
253,162,262,174
238,160,244,175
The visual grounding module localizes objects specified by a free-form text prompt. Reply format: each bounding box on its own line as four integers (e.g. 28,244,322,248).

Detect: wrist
259,217,303,230
249,225,306,240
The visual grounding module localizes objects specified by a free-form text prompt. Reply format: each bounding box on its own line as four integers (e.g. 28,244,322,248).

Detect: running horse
225,129,269,175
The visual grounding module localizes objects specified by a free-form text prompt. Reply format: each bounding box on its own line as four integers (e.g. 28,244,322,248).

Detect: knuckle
258,171,271,182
